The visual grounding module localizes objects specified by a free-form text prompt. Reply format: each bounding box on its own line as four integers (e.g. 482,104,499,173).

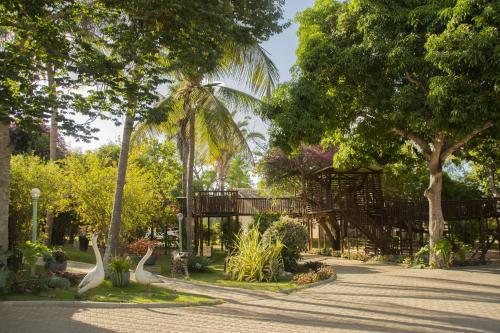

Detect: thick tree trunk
185,108,195,254
0,122,11,251
425,153,445,268
45,63,57,245
103,111,135,265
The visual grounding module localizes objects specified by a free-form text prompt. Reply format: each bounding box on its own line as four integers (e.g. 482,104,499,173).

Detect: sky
66,0,316,151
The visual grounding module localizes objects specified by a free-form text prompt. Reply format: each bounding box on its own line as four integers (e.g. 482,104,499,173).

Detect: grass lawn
2,280,218,304
61,244,96,264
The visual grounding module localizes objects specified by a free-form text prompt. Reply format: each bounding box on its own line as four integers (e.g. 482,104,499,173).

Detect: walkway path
2,257,500,333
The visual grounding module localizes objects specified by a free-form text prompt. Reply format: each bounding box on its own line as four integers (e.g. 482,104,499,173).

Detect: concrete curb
279,266,338,294
0,299,223,308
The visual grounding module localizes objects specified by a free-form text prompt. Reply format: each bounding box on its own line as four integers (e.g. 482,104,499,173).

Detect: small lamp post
176,213,184,253
30,188,41,243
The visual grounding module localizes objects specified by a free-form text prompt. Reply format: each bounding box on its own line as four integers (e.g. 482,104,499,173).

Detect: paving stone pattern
1,257,500,333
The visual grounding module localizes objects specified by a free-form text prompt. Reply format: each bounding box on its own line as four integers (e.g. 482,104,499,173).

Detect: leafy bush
45,275,71,290
250,212,281,234
292,266,334,285
188,256,210,273
264,216,308,272
109,256,131,274
226,228,284,282
434,238,453,267
292,271,318,285
18,241,52,270
316,266,335,280
452,242,472,266
43,248,68,263
302,261,325,272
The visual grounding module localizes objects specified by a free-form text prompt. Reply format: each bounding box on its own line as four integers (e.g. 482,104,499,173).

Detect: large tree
0,0,98,250
102,0,286,258
262,0,499,267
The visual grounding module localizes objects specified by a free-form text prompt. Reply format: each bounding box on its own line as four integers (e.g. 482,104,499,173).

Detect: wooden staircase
340,202,395,254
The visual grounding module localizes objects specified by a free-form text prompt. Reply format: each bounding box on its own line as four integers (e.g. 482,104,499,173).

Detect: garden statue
135,247,163,293
77,234,104,299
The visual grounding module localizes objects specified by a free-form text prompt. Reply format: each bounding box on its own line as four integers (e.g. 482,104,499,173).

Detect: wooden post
208,217,211,246
307,218,312,251
479,205,486,264
408,221,413,256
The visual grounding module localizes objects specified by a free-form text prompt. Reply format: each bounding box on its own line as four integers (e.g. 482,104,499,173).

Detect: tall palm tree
134,44,278,253
200,114,265,191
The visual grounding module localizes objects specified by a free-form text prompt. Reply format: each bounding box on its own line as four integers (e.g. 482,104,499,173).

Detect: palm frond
214,43,279,97
214,85,262,115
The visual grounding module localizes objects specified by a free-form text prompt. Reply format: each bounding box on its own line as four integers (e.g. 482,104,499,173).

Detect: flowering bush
126,239,160,256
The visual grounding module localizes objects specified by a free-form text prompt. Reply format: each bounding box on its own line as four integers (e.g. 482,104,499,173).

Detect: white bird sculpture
135,247,162,293
77,234,105,299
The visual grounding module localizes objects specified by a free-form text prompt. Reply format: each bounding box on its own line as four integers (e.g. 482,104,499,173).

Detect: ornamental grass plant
226,227,284,282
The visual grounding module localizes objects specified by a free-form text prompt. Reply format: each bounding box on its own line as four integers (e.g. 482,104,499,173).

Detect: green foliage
188,256,210,273
217,218,241,249
262,0,500,178
226,228,284,282
433,238,453,268
109,257,132,274
226,156,253,190
43,249,67,264
263,216,308,272
250,212,281,234
9,155,69,242
41,274,71,290
18,241,52,270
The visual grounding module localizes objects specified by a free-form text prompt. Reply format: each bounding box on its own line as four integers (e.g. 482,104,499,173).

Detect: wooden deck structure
177,168,500,261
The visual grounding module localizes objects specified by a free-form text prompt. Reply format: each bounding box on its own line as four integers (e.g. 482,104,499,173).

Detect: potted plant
78,228,90,251
127,239,160,265
109,256,131,287
43,249,68,272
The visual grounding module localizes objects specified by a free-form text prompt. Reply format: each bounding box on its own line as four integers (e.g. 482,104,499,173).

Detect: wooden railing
237,197,306,216
384,198,500,221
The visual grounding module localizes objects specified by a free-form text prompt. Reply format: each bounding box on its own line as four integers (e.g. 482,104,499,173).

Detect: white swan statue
135,247,162,293
77,234,105,298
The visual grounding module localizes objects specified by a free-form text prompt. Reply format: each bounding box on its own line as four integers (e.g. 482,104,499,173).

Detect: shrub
302,261,325,272
316,266,335,280
226,228,284,282
127,239,160,256
43,249,68,263
452,242,472,266
293,266,335,285
188,256,210,273
264,216,308,272
109,256,132,274
434,238,453,267
44,275,71,290
292,271,318,285
250,212,281,234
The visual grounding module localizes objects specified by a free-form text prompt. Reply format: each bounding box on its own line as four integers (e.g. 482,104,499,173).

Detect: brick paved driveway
2,257,500,333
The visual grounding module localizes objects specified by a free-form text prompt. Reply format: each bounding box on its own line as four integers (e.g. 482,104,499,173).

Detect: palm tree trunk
45,63,57,245
103,110,135,265
0,122,11,251
185,108,195,254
